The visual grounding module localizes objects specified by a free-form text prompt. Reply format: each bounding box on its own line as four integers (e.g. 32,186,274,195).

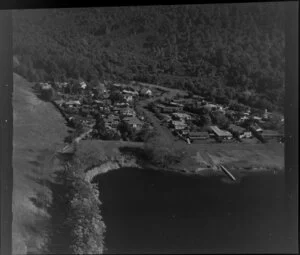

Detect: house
140,88,152,97
54,99,65,106
170,101,184,108
124,94,134,103
228,124,251,139
250,124,263,133
178,129,189,136
209,125,233,140
94,100,104,105
172,99,186,105
260,130,283,140
253,116,262,121
123,116,143,130
120,107,136,117
115,102,128,107
102,99,112,105
188,131,209,141
65,100,81,107
79,79,87,89
263,109,271,120
156,104,183,113
171,120,187,130
122,89,139,96
203,103,218,112
105,115,120,128
172,112,192,121
161,114,172,122
192,95,205,100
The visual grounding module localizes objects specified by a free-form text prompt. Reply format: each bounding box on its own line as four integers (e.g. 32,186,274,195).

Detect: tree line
13,3,285,112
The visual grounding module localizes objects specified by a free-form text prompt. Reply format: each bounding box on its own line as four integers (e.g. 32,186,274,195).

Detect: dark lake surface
94,168,292,254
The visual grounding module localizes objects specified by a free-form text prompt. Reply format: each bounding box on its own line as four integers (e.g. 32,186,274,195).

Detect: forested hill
13,3,285,112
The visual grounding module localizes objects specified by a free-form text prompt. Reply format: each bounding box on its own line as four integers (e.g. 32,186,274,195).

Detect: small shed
188,131,209,140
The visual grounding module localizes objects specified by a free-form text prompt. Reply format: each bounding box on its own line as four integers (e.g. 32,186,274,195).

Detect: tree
109,91,125,104
144,136,183,168
94,115,106,138
136,124,155,142
40,87,55,101
118,121,137,141
200,114,212,127
211,111,230,129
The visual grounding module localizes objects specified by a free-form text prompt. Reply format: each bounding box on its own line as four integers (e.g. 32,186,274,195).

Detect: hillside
13,3,285,112
12,73,69,254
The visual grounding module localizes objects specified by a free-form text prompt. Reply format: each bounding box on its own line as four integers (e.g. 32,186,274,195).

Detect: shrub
144,136,183,168
64,160,106,254
40,87,55,101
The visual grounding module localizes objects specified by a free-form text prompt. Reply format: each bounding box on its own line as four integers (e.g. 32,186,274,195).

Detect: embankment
12,73,69,254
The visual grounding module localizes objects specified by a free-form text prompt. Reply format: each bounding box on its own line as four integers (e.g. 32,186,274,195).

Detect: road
135,92,187,146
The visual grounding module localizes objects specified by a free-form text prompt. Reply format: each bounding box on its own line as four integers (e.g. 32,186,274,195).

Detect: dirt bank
81,139,284,184
12,73,69,254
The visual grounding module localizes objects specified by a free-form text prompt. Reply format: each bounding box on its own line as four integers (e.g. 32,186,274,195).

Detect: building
228,124,253,139
156,103,183,113
250,123,263,133
105,115,120,128
123,116,143,130
171,120,187,130
54,99,65,106
102,99,112,105
228,124,244,133
170,101,184,108
172,112,192,121
209,125,233,140
79,79,87,89
120,107,136,117
161,114,172,123
188,131,209,141
140,88,153,97
192,95,205,100
261,130,283,140
65,100,81,107
203,104,218,112
124,94,134,103
253,116,262,121
122,89,139,96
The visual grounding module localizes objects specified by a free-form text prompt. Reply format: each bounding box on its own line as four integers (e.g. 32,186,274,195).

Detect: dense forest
13,3,285,112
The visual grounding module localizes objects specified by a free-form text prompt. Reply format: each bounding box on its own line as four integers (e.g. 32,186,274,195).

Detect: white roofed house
122,89,139,96
170,120,188,130
172,112,192,121
140,87,153,97
65,100,81,108
209,125,233,142
124,94,134,103
120,107,136,117
79,79,87,90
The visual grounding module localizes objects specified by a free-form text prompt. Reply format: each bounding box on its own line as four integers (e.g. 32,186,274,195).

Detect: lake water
94,167,292,254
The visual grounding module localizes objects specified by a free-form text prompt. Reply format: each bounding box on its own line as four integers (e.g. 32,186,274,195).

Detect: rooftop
189,131,209,137
209,126,232,137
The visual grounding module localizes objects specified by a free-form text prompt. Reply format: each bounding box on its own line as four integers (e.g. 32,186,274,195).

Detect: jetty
219,164,236,181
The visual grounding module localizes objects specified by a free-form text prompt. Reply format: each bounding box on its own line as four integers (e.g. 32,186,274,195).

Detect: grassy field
79,137,284,175
12,73,69,254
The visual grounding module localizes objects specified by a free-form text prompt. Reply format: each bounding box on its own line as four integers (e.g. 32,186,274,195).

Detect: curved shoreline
84,154,284,183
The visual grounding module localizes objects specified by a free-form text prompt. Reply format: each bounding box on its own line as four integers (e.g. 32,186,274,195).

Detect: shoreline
84,152,284,183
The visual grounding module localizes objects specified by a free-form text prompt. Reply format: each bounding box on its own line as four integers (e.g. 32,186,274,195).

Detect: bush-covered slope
13,3,285,111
